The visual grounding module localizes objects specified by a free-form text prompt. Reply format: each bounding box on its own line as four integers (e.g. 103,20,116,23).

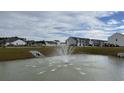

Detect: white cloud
116,25,124,29
0,11,116,41
107,19,119,25
104,25,124,31
63,30,113,40
82,30,113,40
122,20,124,22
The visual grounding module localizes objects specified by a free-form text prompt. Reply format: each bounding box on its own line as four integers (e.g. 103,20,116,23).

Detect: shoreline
0,46,56,61
0,46,124,61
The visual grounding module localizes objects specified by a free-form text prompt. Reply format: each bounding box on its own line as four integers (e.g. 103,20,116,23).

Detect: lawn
0,46,124,61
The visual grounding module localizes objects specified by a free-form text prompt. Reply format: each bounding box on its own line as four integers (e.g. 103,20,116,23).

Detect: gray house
89,39,107,46
66,37,107,46
66,37,90,46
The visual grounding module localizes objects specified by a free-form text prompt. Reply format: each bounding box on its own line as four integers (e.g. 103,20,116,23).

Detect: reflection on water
0,54,124,81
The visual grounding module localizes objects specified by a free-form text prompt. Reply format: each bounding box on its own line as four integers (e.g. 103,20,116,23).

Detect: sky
0,11,124,41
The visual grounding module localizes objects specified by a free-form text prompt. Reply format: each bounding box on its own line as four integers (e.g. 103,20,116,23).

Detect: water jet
56,45,75,63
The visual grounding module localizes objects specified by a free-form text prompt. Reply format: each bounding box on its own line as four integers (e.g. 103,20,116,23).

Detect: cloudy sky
0,11,124,41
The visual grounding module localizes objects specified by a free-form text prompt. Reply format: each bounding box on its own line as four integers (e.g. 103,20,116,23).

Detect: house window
116,38,118,41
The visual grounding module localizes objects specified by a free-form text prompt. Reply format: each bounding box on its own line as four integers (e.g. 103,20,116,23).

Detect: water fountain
56,45,75,63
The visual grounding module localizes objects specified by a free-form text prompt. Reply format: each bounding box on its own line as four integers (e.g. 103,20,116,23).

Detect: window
116,38,118,41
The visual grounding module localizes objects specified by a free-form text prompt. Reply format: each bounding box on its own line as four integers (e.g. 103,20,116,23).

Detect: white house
89,39,107,46
5,37,26,46
66,37,90,46
108,33,124,46
66,37,107,46
5,39,26,46
11,40,26,46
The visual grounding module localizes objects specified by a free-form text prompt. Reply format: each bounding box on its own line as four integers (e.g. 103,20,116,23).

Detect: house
0,37,27,46
7,39,26,46
108,33,124,46
66,37,90,46
89,39,107,46
66,37,107,46
27,40,47,46
27,40,58,46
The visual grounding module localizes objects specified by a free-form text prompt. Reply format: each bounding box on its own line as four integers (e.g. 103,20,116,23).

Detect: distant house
66,37,90,46
27,40,46,46
108,33,124,46
66,37,107,46
89,39,107,46
26,40,58,46
3,37,26,46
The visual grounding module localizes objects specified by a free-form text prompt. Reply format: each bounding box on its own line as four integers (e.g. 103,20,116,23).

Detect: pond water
0,54,124,81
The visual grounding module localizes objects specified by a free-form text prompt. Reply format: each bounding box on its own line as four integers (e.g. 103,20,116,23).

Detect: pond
0,54,124,81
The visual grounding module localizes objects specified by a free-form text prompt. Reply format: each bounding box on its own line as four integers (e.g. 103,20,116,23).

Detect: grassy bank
0,47,56,61
74,46,124,56
0,46,124,61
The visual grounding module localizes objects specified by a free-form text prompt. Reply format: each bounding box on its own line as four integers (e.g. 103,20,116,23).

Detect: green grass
0,46,124,61
0,46,56,61
74,46,124,56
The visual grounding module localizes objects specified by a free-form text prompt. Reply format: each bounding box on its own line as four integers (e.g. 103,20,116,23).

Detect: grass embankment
0,46,56,61
0,46,124,61
74,46,124,56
